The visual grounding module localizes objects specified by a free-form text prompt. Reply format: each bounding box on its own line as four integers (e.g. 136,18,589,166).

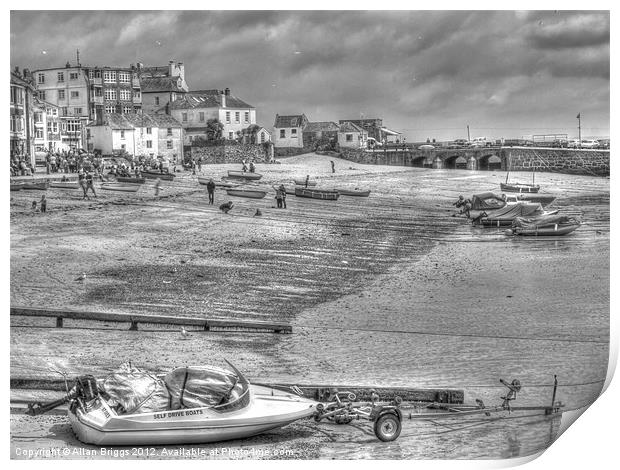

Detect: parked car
580,139,600,149
567,139,581,148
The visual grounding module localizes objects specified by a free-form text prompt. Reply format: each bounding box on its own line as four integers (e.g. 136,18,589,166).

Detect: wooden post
56,317,63,328
204,322,211,331
551,375,558,408
129,318,138,331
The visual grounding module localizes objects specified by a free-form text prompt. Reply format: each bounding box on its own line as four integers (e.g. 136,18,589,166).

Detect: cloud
527,12,609,49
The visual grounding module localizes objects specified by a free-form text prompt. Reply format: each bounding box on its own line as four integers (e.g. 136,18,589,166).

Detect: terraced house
10,69,35,163
273,114,309,148
163,88,256,145
85,65,142,124
139,60,189,114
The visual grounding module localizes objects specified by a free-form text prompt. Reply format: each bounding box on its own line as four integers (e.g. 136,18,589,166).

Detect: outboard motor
26,375,99,416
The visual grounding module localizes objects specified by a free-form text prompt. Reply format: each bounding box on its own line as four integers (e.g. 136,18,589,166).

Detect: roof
274,114,307,128
339,121,366,133
167,91,254,110
380,127,402,136
88,113,181,129
141,76,187,93
139,66,170,78
303,121,340,133
10,71,34,90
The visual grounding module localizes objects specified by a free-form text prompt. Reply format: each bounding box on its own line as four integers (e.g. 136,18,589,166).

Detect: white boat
48,363,316,446
226,188,267,199
100,183,141,193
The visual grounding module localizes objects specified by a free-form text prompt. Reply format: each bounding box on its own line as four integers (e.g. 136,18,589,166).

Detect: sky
10,10,610,142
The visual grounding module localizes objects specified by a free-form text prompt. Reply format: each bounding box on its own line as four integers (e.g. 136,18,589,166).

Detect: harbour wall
189,144,271,164
338,147,610,176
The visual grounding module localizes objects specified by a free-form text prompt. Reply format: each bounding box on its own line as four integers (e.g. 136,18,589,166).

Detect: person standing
279,184,287,209
154,178,162,196
40,194,47,213
249,161,255,173
275,187,283,209
197,157,203,173
78,171,87,199
305,174,310,188
330,160,335,173
85,171,97,198
206,178,216,205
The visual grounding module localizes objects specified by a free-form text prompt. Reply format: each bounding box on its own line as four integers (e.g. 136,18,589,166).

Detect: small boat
49,181,80,189
21,181,49,190
142,171,175,181
226,188,267,199
10,183,24,191
473,202,557,227
100,183,140,193
335,188,371,197
227,170,263,180
295,187,340,200
27,362,317,446
197,177,237,188
116,177,145,184
471,192,555,210
500,182,541,193
508,214,581,236
504,193,555,206
294,179,317,186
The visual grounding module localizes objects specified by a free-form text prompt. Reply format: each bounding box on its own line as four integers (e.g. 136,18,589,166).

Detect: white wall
274,126,304,148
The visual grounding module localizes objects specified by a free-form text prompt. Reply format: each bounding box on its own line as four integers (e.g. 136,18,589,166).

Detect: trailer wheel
374,412,401,442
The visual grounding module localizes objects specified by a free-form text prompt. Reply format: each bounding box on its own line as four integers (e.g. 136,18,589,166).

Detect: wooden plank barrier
10,306,292,334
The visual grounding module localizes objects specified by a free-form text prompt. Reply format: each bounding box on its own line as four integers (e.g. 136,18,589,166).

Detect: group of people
10,157,35,176
275,184,287,209
241,160,256,173
453,195,472,218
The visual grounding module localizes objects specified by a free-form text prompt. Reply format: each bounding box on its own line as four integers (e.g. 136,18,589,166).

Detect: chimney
66,61,71,68
137,62,143,70
220,90,226,108
225,87,230,96
14,66,19,75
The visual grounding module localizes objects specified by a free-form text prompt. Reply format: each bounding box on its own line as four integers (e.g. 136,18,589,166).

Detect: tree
241,124,261,144
205,119,224,141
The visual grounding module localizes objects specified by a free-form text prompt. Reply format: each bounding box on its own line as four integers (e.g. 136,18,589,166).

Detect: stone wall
275,146,309,157
190,144,268,164
502,148,610,176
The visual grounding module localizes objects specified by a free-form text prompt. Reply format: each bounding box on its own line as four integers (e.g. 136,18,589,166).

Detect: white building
338,121,368,149
273,114,309,148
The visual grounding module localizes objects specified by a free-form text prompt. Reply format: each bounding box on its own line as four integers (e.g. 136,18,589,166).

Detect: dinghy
226,188,267,199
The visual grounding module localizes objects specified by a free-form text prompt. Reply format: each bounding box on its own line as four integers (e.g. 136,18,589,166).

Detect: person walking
330,160,335,173
85,171,97,198
206,178,216,205
279,184,287,209
197,157,203,173
154,178,162,196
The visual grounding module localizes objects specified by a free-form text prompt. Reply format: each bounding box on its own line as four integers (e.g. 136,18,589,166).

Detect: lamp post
576,113,581,145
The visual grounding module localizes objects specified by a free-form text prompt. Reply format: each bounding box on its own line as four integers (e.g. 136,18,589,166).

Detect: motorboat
26,362,317,446
335,188,371,197
473,202,558,227
507,214,581,236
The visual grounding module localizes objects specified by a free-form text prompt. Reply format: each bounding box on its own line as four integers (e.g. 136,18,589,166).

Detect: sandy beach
10,153,609,459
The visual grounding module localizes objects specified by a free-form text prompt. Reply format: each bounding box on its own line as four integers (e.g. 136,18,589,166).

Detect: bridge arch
477,154,502,171
444,155,468,169
411,156,428,168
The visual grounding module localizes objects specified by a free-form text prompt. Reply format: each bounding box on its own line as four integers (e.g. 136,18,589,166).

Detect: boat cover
512,214,578,229
483,202,544,220
471,192,506,210
164,366,239,410
100,363,170,415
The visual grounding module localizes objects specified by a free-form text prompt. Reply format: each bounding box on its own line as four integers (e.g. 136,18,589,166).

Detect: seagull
74,272,86,282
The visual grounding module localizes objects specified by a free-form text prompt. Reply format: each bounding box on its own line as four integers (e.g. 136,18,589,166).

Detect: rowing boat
473,202,557,227
294,179,317,186
116,177,145,184
508,214,581,236
294,187,340,200
227,170,263,180
21,181,49,190
101,183,141,193
49,181,80,189
226,188,267,199
10,183,24,191
142,171,175,181
335,188,371,197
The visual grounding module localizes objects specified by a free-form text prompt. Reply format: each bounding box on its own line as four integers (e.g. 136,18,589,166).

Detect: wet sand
10,153,609,459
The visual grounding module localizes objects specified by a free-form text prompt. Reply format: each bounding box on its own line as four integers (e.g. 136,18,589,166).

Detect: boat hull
294,179,317,186
512,223,580,236
480,210,559,227
49,182,80,189
228,171,263,180
500,182,540,193
116,177,145,184
21,182,49,190
101,184,140,193
142,171,175,181
335,189,371,197
68,385,316,446
226,189,267,199
294,188,339,200
10,184,24,191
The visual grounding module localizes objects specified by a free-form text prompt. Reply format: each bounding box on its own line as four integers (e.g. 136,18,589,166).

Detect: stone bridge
339,146,610,176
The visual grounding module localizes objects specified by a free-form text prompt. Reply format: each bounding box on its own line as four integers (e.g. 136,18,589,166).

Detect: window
88,70,94,80
38,73,45,84
86,129,91,139
103,70,116,83
61,107,68,117
235,112,240,123
146,127,152,135
120,130,125,139
229,131,234,139
10,86,23,105
71,91,79,99
280,129,285,138
38,91,46,101
123,106,132,114
120,89,131,101
199,112,205,122
74,107,82,115
225,111,230,123
155,97,160,105
35,128,44,139
66,120,80,133
118,72,131,83
34,112,43,123
260,132,265,143
167,141,173,149
49,108,57,117
121,144,126,150
104,89,117,100
182,113,188,122
58,90,66,100
47,122,53,134
188,135,193,142
146,140,152,148
105,105,116,114
57,72,64,82
245,112,249,123
69,72,79,80
291,128,297,136
346,133,353,142
167,128,172,136
133,90,141,99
